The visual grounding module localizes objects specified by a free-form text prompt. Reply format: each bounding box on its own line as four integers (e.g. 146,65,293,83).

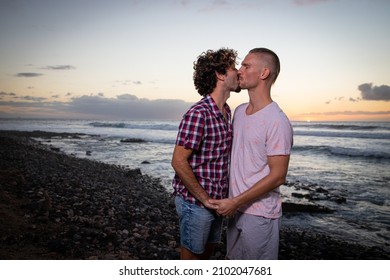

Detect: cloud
326,96,361,104
0,91,16,97
179,0,191,7
15,72,43,77
117,93,139,101
358,83,390,101
43,65,76,70
18,96,47,102
67,94,191,119
115,80,143,86
198,0,231,12
0,92,192,120
294,0,331,5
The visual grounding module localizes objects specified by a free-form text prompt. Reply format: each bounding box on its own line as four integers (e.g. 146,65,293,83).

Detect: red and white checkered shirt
172,95,232,206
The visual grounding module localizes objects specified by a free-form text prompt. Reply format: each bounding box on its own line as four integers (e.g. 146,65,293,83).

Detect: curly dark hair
193,48,238,96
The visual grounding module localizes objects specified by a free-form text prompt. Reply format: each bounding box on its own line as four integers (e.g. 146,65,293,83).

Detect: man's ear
216,71,225,81
259,68,271,80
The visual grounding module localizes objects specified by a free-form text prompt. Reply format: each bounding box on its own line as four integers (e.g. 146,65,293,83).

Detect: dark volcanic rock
282,202,334,213
120,138,146,143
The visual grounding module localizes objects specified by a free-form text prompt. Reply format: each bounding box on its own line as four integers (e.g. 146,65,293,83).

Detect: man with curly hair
171,48,241,260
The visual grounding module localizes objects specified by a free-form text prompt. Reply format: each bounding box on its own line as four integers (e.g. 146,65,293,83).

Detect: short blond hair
249,48,280,84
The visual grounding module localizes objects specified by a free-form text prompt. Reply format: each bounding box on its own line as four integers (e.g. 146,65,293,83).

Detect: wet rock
120,138,146,143
282,202,334,213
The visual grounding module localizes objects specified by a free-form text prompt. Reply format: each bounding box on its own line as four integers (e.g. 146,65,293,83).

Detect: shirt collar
204,95,231,119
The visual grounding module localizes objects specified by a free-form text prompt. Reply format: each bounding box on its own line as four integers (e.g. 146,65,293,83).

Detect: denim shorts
175,196,223,255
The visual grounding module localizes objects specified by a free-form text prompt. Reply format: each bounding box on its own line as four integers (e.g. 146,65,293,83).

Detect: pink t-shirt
229,102,293,218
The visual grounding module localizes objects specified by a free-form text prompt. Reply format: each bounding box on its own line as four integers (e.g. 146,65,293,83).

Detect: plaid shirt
172,95,232,206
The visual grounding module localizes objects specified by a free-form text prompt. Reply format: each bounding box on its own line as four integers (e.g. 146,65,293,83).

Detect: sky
0,0,389,122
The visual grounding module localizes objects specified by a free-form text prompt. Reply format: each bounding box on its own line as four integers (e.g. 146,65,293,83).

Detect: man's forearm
173,159,210,204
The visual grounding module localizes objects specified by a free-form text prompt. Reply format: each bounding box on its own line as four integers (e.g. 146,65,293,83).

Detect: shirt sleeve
175,109,205,151
266,118,293,156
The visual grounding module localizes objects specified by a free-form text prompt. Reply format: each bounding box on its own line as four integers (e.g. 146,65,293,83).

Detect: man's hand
209,198,238,217
203,199,218,210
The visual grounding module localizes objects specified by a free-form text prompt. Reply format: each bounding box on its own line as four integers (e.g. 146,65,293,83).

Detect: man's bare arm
211,155,290,216
171,145,216,209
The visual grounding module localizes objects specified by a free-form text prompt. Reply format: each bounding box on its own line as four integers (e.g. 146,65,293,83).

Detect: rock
282,202,334,213
50,147,60,152
126,168,142,177
120,138,146,143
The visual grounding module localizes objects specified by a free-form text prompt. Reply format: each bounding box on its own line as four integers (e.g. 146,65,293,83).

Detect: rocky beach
0,130,388,260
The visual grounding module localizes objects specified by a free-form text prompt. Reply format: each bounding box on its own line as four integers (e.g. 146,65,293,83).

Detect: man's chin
234,86,242,93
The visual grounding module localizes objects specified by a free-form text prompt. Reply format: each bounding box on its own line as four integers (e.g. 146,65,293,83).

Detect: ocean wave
293,130,390,140
293,145,390,160
292,122,390,131
88,121,178,131
104,135,176,145
89,122,127,128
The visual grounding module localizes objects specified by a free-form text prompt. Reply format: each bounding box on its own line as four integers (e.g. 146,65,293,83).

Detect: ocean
1,118,389,251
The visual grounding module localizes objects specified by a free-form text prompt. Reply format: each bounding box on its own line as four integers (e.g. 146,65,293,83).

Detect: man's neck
246,88,272,115
210,90,229,112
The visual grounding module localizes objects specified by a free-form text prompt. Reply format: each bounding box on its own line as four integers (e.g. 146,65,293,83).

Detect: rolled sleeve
176,110,205,151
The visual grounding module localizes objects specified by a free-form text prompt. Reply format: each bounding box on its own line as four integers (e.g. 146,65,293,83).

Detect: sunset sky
0,0,389,121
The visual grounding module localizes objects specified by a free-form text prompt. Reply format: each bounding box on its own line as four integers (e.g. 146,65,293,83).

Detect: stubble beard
234,77,242,93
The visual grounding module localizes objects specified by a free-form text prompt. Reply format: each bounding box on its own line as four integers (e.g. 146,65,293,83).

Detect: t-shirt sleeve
266,118,293,156
175,110,205,151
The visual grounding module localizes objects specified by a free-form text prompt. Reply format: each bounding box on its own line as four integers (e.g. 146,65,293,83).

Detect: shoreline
0,130,388,260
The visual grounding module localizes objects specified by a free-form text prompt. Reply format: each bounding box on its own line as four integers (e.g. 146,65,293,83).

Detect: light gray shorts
227,211,281,260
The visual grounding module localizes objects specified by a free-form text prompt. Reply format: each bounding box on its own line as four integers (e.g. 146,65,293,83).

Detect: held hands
208,198,238,217
203,199,218,210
